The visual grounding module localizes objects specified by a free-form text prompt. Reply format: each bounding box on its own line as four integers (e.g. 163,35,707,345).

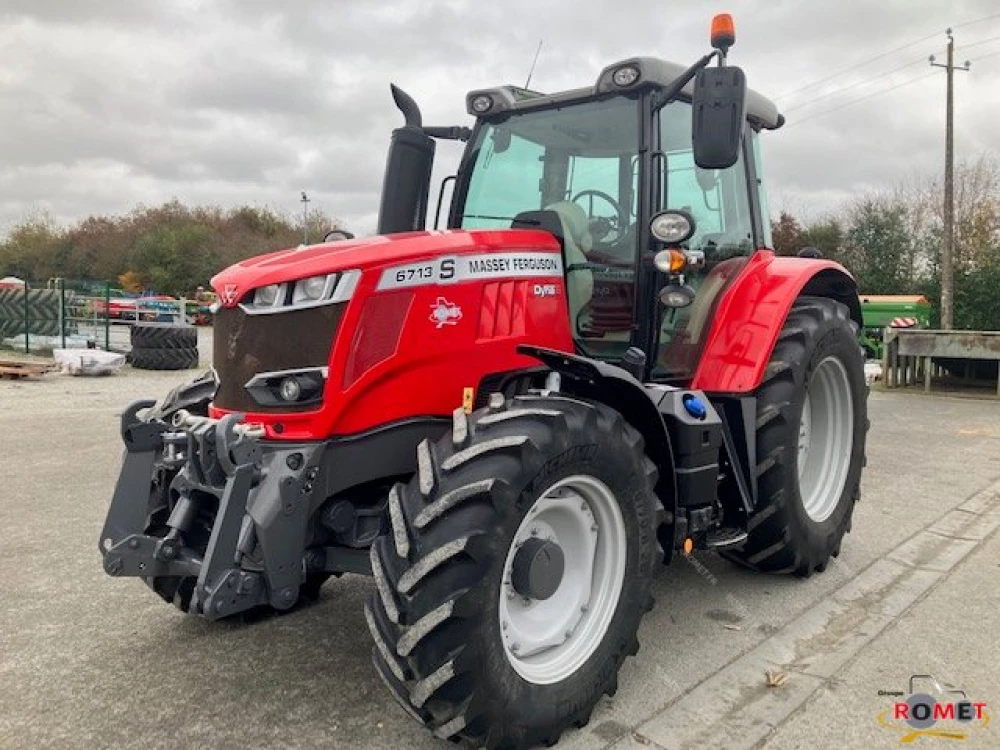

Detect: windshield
458,97,641,358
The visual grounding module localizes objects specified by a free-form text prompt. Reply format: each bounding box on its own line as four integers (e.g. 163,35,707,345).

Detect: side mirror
691,65,747,170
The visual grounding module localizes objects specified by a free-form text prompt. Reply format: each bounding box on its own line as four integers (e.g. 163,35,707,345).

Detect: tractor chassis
99,364,764,622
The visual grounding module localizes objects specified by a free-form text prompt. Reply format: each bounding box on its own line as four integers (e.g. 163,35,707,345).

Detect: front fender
517,345,677,537
690,250,860,393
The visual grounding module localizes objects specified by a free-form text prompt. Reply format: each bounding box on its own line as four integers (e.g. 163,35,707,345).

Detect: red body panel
210,230,574,440
690,249,855,393
207,235,852,439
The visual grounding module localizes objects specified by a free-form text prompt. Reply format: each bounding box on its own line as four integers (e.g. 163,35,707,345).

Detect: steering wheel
571,189,626,250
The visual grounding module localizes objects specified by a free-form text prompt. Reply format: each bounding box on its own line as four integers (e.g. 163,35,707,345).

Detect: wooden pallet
0,359,56,379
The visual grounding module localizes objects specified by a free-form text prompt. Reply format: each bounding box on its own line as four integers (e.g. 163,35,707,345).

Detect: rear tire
724,296,867,576
367,393,662,749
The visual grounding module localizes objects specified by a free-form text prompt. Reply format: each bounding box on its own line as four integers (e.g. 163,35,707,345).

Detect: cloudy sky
2,0,1000,238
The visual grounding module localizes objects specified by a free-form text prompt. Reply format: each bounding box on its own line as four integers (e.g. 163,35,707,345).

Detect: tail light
343,291,414,388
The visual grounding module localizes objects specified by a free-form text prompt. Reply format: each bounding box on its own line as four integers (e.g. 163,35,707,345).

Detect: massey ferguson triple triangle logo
429,297,462,328
222,284,239,305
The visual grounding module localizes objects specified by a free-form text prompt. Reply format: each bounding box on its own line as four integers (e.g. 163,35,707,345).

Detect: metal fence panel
0,279,186,354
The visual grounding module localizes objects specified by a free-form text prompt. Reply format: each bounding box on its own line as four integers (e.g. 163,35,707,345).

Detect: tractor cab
380,21,783,382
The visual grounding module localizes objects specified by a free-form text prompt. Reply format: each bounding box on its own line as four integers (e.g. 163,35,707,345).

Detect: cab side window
660,103,753,258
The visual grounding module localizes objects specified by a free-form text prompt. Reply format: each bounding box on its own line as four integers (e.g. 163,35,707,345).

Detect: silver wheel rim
498,474,627,685
798,356,854,523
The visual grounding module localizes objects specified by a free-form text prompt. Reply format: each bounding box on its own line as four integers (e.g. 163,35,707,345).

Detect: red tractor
100,16,866,749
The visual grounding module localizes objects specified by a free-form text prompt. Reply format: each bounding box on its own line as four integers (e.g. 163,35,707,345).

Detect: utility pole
930,30,970,330
300,191,311,245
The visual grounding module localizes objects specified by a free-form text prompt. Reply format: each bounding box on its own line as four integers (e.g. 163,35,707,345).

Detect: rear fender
691,251,860,393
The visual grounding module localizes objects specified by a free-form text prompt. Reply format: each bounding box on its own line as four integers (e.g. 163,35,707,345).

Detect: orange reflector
683,537,694,554
668,248,687,274
711,13,736,51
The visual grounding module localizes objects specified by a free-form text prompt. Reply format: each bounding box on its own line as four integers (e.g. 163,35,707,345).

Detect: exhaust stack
376,85,436,235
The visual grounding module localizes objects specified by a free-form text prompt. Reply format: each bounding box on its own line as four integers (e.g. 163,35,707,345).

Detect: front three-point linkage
99,400,271,618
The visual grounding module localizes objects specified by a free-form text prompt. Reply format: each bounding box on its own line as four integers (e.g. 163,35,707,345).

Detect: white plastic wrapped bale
53,348,126,376
864,361,883,385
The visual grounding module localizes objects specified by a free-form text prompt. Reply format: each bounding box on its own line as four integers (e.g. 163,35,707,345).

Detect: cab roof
466,56,782,130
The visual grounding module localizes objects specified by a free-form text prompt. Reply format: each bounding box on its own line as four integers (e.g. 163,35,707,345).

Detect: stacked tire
130,323,199,370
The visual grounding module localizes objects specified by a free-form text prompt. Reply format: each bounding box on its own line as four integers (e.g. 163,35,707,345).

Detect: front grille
213,303,345,412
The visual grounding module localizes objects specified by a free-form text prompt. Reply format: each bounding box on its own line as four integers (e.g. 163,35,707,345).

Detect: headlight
658,285,696,308
293,274,332,303
471,94,494,113
650,210,696,244
245,367,327,407
254,283,284,307
242,271,359,315
278,377,302,402
612,65,640,87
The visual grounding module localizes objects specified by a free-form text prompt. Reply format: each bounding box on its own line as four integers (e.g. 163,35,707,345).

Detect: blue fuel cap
682,393,707,420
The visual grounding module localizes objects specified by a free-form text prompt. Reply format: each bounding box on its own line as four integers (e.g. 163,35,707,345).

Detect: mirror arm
651,51,720,111
424,126,473,142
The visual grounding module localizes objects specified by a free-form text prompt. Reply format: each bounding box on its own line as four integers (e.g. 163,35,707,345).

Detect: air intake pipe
376,85,436,235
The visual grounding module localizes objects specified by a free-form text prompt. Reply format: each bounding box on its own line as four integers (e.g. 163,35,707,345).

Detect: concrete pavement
1,353,999,749
763,508,1000,749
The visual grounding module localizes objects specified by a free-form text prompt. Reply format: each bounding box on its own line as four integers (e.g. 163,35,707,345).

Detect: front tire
725,296,867,576
367,393,662,749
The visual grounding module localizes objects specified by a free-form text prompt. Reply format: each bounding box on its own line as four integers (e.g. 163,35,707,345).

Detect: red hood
211,229,560,307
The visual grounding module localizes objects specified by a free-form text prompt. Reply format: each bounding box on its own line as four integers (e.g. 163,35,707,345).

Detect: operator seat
511,202,594,326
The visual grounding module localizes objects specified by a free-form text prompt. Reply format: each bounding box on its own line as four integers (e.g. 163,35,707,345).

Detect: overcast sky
2,0,1000,239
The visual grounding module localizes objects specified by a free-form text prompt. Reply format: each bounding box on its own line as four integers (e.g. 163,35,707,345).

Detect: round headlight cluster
659,285,696,308
650,210,696,244
471,95,494,114
279,377,302,402
612,65,640,87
